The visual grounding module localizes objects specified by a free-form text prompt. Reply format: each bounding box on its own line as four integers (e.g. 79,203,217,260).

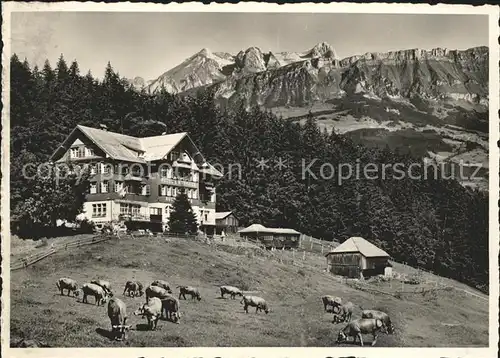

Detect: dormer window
70,147,81,158
70,146,92,159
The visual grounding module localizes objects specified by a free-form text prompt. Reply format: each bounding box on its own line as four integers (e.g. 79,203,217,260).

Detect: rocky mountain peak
196,48,212,57
235,47,266,74
308,42,338,59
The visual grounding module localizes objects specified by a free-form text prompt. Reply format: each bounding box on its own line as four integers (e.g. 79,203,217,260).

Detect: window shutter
146,185,151,196
158,185,162,196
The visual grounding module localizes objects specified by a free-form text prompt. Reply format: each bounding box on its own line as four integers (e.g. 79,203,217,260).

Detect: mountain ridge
145,43,488,107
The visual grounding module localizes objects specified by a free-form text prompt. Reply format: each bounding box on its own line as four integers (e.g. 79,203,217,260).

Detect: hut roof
325,237,389,258
270,228,301,235
238,224,300,235
215,211,235,220
238,224,268,233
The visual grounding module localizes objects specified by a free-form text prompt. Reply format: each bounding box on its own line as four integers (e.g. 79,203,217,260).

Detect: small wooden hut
215,211,240,234
325,237,391,279
238,224,300,249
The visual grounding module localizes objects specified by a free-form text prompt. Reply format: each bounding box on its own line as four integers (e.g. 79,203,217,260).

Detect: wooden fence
299,234,339,255
11,234,115,271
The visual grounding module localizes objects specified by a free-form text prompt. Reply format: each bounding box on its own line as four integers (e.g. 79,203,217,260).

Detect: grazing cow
123,281,144,297
107,297,130,341
145,285,172,302
240,295,270,314
333,301,354,324
361,310,394,334
56,278,79,297
161,296,181,323
91,279,112,294
177,285,201,301
81,283,109,306
151,280,173,293
321,295,342,313
133,297,162,331
220,285,243,299
336,318,386,346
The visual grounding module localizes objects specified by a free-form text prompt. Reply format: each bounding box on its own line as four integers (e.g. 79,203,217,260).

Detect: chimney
99,124,108,131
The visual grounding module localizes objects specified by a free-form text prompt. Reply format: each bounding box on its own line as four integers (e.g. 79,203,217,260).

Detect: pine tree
167,188,198,234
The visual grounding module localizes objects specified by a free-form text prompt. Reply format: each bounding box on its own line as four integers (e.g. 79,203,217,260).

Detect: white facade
81,201,216,227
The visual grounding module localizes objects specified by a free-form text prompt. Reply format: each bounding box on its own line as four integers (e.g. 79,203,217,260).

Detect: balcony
172,160,192,170
124,173,145,182
119,213,150,222
160,177,198,189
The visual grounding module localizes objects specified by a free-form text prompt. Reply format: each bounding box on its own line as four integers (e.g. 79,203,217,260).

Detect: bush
77,219,95,234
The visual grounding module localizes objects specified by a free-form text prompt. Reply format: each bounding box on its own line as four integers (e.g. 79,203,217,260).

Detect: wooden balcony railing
160,177,198,189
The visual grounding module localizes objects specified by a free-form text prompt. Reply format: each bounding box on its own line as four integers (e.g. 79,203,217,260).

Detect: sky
11,12,488,81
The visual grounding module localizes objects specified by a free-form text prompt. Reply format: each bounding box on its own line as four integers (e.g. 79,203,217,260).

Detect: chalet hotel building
50,125,222,233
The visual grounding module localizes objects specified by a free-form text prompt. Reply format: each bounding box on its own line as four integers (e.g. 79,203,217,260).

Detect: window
192,189,198,199
90,183,97,194
102,163,111,174
120,203,141,215
114,181,123,193
169,151,179,161
150,207,162,216
101,181,109,193
90,164,97,175
70,148,79,158
160,167,168,178
86,147,95,157
141,184,148,196
143,185,151,196
130,165,142,177
165,205,171,215
121,166,129,175
92,203,107,218
166,186,171,196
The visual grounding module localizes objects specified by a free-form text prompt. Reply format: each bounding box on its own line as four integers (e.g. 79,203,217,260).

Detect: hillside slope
10,236,488,347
